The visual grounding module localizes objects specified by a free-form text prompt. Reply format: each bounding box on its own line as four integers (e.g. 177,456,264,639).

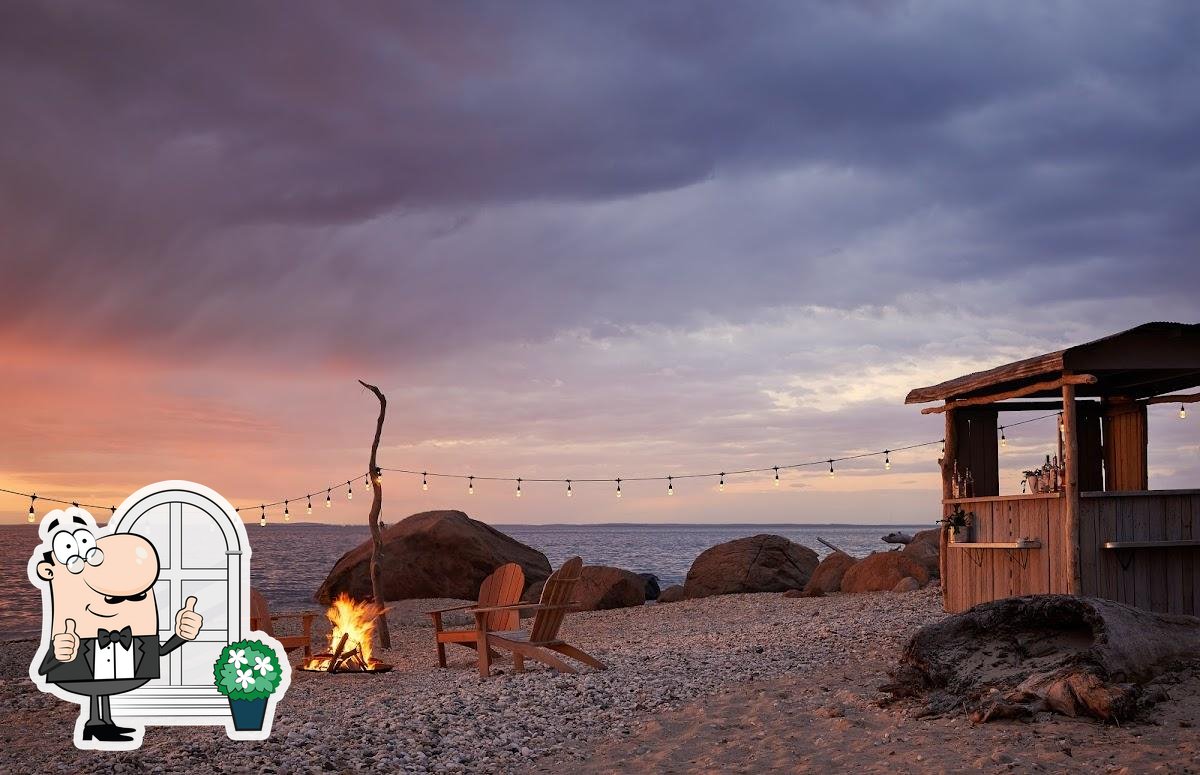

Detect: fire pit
302,593,393,673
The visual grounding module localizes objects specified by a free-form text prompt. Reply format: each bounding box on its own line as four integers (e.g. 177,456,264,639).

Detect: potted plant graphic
214,639,284,731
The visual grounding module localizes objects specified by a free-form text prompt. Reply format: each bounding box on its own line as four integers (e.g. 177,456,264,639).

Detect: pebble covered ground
0,588,945,773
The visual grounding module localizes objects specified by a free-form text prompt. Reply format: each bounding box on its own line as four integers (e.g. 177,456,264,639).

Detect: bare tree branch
358,379,391,649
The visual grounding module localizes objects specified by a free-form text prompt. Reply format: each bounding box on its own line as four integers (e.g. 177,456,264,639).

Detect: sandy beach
1,586,1196,774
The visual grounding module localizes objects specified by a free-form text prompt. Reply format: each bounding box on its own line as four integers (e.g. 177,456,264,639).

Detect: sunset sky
2,1,1197,525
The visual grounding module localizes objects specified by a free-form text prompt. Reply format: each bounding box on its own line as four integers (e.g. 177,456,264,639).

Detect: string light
516,478,522,498
616,478,622,498
422,472,428,491
1000,426,1007,449
667,476,674,496
468,476,474,495
718,473,725,492
566,480,573,497
884,451,891,470
773,466,780,486
283,500,290,522
259,505,266,527
346,481,353,501
27,494,36,523
828,459,835,477
325,489,332,508
363,474,370,491
307,496,313,515
374,468,383,485
1182,404,1188,420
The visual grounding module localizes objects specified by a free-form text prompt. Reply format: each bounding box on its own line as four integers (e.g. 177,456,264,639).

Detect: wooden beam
1142,391,1200,406
939,408,955,610
920,374,1098,414
1062,380,1081,595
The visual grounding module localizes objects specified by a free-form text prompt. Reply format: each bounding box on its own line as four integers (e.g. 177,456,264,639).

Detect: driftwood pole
358,379,391,649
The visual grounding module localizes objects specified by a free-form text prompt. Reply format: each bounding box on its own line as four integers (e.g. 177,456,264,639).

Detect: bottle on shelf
964,468,975,498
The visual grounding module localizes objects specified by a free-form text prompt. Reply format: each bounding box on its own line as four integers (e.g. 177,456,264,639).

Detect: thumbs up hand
174,596,203,641
53,619,79,663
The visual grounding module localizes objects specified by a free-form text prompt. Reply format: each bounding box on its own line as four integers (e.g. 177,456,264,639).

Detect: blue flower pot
228,697,268,731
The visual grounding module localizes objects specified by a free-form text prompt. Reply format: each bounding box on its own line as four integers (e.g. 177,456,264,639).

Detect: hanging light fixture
773,466,780,487
422,472,428,491
667,476,674,496
468,476,475,495
283,501,290,522
515,478,522,498
307,496,313,515
325,489,332,508
346,481,353,501
566,480,573,497
828,460,835,477
1182,404,1188,420
1000,426,1007,449
884,451,891,470
259,505,266,527
27,494,36,523
374,468,383,485
615,479,622,498
718,473,725,492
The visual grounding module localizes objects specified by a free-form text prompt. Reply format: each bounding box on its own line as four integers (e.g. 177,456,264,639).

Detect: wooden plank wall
953,408,1000,497
1103,402,1148,491
1078,492,1200,616
941,495,1066,612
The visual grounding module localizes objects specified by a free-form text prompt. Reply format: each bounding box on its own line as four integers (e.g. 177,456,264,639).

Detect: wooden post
358,380,392,649
939,406,957,609
1062,380,1081,595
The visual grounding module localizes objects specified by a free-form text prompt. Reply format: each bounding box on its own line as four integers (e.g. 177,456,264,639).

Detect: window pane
180,640,227,686
182,578,228,630
180,504,228,569
153,579,171,632
128,503,171,569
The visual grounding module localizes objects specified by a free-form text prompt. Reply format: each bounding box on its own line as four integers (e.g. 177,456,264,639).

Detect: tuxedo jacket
38,634,187,684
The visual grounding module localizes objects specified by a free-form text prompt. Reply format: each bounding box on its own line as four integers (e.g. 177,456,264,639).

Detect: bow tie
96,626,133,649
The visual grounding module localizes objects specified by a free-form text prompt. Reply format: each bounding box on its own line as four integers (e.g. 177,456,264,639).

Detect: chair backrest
530,556,583,643
477,562,525,631
249,588,275,636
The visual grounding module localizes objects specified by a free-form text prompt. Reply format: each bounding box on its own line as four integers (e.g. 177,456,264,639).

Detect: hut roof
906,322,1200,404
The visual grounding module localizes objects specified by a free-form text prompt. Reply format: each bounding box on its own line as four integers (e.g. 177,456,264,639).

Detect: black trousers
57,679,149,725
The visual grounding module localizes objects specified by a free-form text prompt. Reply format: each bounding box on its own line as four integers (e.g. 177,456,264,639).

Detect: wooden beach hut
906,322,1200,614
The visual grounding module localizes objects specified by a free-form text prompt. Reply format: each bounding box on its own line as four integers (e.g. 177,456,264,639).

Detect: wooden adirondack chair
427,562,525,668
471,556,606,677
249,588,316,659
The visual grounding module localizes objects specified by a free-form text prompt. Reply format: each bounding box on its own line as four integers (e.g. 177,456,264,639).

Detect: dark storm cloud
0,0,1197,362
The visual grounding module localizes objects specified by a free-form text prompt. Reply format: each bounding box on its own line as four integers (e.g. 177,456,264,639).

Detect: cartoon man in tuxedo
29,506,203,746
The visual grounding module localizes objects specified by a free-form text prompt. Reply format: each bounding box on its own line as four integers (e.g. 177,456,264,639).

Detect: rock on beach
682,534,819,599
840,551,930,594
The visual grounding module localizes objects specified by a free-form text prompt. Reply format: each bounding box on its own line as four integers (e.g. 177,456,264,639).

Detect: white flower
227,649,248,668
253,656,274,676
234,668,255,690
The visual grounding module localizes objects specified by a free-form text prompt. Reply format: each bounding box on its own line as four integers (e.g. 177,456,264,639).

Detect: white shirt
93,638,135,680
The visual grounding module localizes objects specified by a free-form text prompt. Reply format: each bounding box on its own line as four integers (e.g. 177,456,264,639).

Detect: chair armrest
270,612,320,621
465,600,538,614
425,602,478,616
468,602,576,614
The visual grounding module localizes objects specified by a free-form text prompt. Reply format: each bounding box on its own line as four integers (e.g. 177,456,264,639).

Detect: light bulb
375,469,383,485
1182,404,1188,420
27,496,36,523
468,476,474,495
422,472,428,491
259,506,266,527
667,477,674,496
283,501,290,521
774,466,780,487
347,482,353,501
325,490,332,508
616,479,622,498
307,497,313,515
516,478,522,498
828,460,835,478
719,473,725,492
1000,428,1007,449
566,480,573,497
884,452,891,470
363,475,370,491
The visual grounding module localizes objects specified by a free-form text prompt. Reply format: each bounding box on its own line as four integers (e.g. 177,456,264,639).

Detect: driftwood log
882,595,1200,723
358,379,391,650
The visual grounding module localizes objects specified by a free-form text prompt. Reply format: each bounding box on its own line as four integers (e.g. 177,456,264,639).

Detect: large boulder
804,551,857,594
682,534,819,599
575,566,647,610
315,510,551,604
657,585,687,603
841,551,930,593
882,595,1200,722
901,528,941,579
638,573,662,601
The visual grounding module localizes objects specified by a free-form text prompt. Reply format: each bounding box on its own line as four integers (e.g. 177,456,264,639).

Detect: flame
319,593,386,666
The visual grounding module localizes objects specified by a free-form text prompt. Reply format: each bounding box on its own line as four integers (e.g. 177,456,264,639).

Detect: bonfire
302,593,393,673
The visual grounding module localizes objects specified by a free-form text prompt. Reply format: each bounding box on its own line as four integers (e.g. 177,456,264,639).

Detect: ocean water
0,522,928,639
